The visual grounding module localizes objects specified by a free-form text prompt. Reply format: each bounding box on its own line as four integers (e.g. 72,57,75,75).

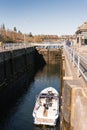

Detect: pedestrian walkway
75,45,87,58
64,45,87,83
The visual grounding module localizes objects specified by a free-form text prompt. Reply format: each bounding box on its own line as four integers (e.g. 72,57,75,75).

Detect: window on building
84,39,87,45
77,37,79,43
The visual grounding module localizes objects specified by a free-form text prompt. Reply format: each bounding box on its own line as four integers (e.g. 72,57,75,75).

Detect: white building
76,22,87,47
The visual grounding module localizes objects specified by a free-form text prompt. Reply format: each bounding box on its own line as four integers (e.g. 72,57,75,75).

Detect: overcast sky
0,0,87,35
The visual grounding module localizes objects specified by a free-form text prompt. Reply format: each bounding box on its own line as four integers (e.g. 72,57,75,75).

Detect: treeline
0,24,60,43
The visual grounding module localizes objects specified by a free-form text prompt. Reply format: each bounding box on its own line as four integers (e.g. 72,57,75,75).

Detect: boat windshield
39,93,58,99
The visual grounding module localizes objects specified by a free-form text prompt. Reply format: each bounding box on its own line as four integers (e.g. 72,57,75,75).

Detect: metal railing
0,42,63,52
1,43,32,51
64,45,87,82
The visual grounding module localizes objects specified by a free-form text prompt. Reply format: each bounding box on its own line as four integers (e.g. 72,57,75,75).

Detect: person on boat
44,102,49,109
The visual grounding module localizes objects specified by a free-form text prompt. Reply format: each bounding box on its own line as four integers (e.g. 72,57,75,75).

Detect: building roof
76,22,87,34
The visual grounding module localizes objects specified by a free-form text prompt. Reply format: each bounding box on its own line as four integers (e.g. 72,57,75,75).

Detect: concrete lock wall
61,47,87,130
0,47,36,87
0,47,62,87
37,48,62,64
61,71,87,130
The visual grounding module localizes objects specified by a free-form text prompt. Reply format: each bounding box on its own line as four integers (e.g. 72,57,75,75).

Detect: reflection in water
0,64,61,130
34,124,60,130
61,118,71,130
34,119,60,130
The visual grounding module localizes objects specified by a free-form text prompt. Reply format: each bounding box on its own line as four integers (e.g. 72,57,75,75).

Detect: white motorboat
33,87,59,126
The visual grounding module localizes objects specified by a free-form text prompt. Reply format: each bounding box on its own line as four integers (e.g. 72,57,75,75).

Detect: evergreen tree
1,24,5,30
14,27,17,32
29,32,33,37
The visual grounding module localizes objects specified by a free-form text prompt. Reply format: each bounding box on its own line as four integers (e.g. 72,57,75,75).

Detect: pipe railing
2,43,32,50
64,45,87,82
0,42,63,51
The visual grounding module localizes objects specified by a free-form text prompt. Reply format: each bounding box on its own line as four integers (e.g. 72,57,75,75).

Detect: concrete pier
61,46,87,130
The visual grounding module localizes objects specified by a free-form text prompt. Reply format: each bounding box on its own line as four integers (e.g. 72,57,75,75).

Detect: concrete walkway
63,45,87,130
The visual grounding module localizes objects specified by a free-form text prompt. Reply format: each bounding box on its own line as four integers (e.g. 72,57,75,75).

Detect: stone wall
0,47,36,87
0,47,62,87
37,48,62,64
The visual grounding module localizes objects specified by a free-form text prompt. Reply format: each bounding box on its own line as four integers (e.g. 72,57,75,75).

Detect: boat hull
33,87,59,126
33,116,58,126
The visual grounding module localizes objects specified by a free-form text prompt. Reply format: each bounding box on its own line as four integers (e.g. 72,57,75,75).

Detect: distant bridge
0,42,64,52
30,42,63,47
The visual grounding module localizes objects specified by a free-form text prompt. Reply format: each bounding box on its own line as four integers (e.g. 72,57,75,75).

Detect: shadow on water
0,53,61,130
0,52,46,122
34,118,60,130
0,73,33,121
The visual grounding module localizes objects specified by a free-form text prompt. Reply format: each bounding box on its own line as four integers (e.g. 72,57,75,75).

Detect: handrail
0,43,32,51
64,45,87,82
0,42,63,51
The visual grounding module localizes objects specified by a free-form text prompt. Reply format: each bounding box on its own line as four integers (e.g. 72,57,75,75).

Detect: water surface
0,64,61,130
